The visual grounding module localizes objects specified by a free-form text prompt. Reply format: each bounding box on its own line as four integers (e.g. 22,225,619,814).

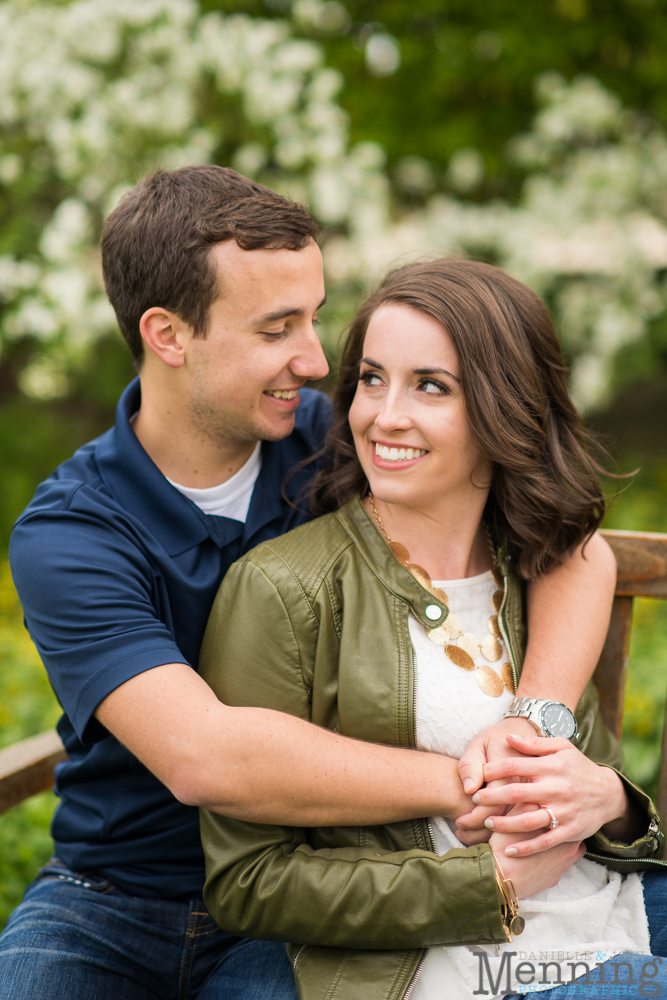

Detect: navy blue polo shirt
10,378,331,899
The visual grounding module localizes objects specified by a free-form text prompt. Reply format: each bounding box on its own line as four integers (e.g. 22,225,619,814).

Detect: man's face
183,239,328,446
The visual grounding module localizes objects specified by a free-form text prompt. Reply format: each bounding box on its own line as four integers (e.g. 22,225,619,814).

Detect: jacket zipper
412,648,437,853
585,851,667,868
401,648,435,999
495,570,518,692
402,952,428,1000
292,944,306,970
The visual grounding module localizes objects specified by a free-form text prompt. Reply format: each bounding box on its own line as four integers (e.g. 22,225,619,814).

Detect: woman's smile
371,440,429,468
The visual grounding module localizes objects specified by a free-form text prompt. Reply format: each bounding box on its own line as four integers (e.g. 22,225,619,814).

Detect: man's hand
458,716,537,794
460,732,640,857
455,717,535,844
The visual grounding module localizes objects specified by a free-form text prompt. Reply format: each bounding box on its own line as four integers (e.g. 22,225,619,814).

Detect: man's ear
139,307,189,369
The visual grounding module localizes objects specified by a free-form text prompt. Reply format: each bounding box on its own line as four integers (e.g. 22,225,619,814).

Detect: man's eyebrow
361,358,460,383
257,294,327,325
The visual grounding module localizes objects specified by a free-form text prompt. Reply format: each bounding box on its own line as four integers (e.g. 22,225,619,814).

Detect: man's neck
132,384,257,490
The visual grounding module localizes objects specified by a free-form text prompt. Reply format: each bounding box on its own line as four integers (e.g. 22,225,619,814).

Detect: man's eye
263,330,287,341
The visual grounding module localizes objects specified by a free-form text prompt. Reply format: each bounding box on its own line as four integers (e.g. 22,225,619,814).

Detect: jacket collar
335,496,452,633
335,495,519,644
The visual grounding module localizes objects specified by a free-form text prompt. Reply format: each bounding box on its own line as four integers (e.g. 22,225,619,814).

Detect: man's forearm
520,531,616,707
96,662,470,827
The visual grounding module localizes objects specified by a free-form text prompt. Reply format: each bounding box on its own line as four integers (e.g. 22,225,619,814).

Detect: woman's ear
139,307,189,369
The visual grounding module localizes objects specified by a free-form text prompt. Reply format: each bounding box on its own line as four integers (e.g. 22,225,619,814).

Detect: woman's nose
374,393,412,431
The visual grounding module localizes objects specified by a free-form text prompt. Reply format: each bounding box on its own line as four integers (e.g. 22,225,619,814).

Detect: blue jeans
502,871,667,998
0,860,298,999
1,864,666,999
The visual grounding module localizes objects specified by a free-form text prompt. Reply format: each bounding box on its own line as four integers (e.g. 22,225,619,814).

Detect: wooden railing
1,529,667,816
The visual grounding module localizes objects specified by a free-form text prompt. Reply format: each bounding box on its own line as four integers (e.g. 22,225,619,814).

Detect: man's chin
256,415,297,443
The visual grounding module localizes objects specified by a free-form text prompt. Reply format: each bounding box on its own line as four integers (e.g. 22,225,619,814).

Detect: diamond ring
543,806,559,830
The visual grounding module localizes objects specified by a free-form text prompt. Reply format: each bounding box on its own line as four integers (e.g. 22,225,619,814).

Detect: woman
198,260,665,1000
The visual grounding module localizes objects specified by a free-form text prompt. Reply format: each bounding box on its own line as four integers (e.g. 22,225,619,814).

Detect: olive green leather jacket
199,496,665,1000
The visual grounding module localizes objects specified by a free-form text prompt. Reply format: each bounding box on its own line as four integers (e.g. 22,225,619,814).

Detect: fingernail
504,847,518,856
463,779,474,793
484,818,494,830
507,733,523,740
472,792,481,804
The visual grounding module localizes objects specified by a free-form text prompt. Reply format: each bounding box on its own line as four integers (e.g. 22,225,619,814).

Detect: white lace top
408,570,649,1000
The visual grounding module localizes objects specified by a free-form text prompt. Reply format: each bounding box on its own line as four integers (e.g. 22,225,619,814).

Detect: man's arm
96,534,615,829
95,662,473,827
457,531,617,796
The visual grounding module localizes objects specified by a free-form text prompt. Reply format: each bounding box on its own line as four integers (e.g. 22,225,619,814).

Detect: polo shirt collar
95,379,211,556
96,379,296,557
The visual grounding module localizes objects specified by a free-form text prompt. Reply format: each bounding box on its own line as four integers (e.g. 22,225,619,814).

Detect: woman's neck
365,494,492,581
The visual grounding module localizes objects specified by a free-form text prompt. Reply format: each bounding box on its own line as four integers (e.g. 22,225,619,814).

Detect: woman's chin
365,479,425,509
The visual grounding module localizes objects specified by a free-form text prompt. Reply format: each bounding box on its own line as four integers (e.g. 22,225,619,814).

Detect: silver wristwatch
503,697,579,741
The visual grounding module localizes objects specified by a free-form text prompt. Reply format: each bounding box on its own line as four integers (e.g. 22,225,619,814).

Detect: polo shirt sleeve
10,481,189,744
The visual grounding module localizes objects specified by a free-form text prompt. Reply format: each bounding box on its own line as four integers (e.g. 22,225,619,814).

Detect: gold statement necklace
368,494,515,698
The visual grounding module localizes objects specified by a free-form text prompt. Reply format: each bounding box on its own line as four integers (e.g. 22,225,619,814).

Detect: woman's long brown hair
307,258,611,580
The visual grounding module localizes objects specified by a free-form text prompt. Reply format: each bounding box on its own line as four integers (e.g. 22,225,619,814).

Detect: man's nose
291,324,329,381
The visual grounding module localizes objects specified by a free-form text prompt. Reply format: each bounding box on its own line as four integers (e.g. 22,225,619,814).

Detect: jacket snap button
425,604,442,621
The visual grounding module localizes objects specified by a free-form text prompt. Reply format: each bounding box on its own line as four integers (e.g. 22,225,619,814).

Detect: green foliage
604,460,667,799
0,794,57,930
0,559,60,930
0,335,134,543
208,0,667,199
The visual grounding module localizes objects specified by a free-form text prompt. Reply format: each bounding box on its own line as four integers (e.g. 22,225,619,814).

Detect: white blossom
0,2,665,411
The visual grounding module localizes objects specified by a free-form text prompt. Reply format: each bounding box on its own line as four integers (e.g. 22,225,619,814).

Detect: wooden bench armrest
601,529,667,598
0,729,67,816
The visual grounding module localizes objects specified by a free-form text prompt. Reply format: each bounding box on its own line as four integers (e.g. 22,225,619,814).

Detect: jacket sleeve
198,554,506,950
575,681,666,867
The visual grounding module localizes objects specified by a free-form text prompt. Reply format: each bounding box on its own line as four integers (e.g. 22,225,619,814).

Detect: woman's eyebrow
413,366,460,383
361,358,460,383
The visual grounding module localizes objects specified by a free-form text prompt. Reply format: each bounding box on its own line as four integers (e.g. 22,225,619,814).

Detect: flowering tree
0,0,666,411
326,74,667,410
0,0,386,398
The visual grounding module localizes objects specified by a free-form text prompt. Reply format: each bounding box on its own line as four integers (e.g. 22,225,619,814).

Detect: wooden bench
1,529,667,818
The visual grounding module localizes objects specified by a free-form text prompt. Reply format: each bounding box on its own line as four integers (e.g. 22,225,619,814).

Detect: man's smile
264,389,300,400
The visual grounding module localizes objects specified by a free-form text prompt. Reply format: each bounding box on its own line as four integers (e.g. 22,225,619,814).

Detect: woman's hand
458,732,636,857
489,816,586,898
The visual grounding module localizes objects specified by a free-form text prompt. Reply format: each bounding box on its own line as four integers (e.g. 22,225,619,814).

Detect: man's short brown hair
101,165,320,361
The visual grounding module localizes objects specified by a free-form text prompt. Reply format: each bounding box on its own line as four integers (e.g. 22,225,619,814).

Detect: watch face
541,702,576,739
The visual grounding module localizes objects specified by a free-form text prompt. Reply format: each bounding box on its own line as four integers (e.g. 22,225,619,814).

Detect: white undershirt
408,570,649,1000
167,442,262,523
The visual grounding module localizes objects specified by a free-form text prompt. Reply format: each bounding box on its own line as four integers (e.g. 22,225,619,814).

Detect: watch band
503,697,579,741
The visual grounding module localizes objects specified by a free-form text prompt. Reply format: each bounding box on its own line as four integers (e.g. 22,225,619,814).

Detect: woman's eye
419,378,448,395
359,371,383,387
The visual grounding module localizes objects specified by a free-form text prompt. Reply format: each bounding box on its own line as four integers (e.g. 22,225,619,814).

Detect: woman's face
348,303,493,512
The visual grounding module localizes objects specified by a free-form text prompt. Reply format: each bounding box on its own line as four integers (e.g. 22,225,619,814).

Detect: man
0,165,621,998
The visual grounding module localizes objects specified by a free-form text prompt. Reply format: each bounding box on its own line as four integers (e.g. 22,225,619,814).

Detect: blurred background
1,0,667,926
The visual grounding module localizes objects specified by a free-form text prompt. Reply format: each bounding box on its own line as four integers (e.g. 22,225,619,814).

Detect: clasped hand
454,718,630,858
